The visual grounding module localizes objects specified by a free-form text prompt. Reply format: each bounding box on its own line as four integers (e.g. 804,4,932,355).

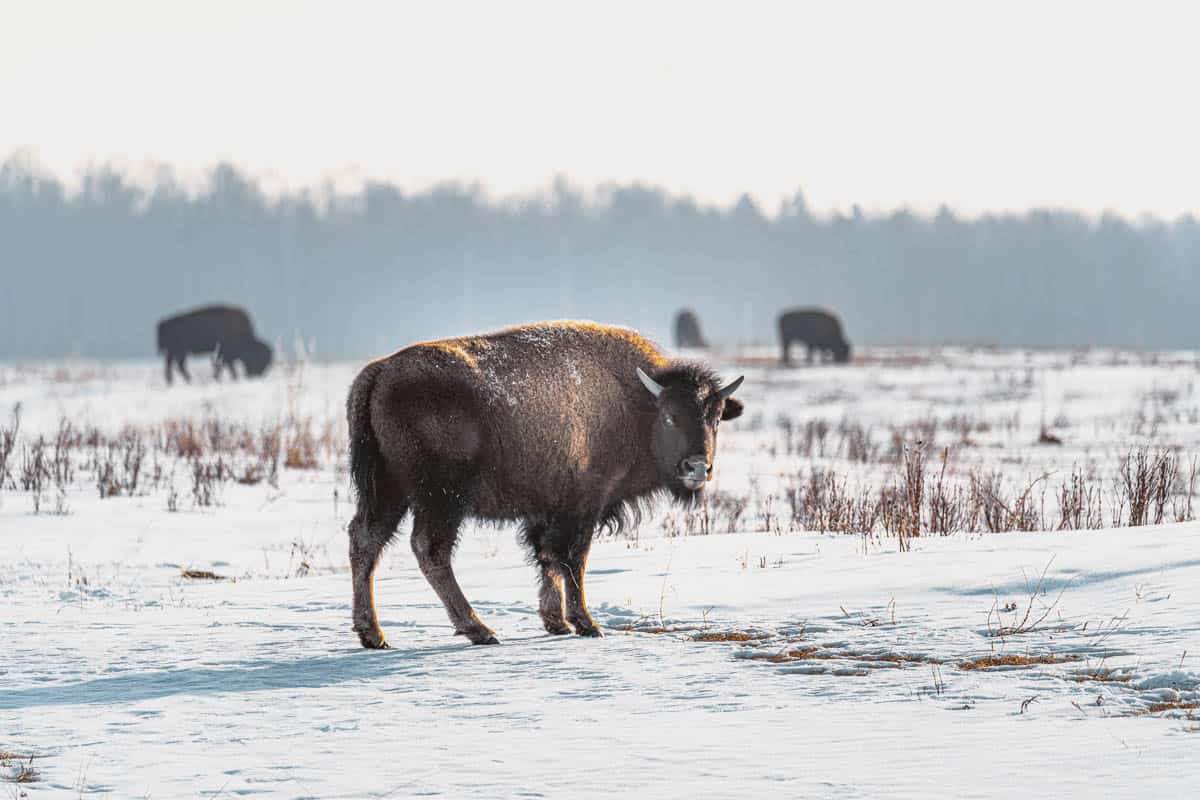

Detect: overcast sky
3,0,1198,217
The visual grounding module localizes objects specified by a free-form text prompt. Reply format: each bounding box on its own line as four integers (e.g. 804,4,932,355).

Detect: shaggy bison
778,308,851,365
346,321,746,648
156,305,272,384
673,309,709,349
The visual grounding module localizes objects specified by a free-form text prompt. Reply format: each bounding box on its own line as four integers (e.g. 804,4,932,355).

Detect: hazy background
3,0,1200,357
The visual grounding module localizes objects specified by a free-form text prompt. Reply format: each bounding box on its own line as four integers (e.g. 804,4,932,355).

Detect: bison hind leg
349,505,407,649
411,505,498,645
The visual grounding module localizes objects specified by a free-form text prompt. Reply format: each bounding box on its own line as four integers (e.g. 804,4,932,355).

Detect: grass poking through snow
959,653,1079,670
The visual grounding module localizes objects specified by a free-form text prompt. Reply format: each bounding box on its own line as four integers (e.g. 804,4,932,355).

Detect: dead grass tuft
1119,446,1179,527
180,569,230,581
745,647,823,663
744,647,939,665
0,751,39,785
620,624,699,635
284,419,320,470
959,653,1078,670
1137,701,1200,716
1069,669,1132,683
693,631,768,643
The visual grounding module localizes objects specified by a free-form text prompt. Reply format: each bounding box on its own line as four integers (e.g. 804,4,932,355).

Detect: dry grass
0,751,38,785
0,404,19,490
692,631,768,643
745,647,823,663
621,625,699,635
180,569,230,581
2,405,340,516
284,419,320,470
1119,446,1180,527
958,653,1079,670
1069,669,1133,683
744,647,939,665
1136,701,1200,716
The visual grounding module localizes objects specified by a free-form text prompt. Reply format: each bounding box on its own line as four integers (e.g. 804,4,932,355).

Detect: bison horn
636,367,664,398
717,375,744,399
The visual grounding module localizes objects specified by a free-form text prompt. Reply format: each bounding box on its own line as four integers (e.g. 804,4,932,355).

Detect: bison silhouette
778,308,851,365
346,321,745,648
156,305,272,384
673,309,709,349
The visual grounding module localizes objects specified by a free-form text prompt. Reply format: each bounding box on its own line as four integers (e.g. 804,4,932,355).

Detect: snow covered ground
2,349,1199,798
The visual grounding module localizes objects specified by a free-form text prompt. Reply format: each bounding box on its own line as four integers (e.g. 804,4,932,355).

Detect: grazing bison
778,308,851,365
346,321,746,648
673,309,709,349
156,305,272,384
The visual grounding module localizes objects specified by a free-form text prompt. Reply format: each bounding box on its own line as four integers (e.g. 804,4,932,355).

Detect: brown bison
346,321,745,648
673,309,709,349
778,308,851,365
156,305,272,384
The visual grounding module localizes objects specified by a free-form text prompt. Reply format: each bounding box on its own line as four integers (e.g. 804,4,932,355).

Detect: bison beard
346,321,745,648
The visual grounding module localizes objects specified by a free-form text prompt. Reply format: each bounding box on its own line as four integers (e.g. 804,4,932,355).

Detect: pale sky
3,0,1199,217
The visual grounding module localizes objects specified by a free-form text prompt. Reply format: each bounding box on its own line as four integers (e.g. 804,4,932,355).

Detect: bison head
637,365,744,497
833,340,852,364
243,339,273,377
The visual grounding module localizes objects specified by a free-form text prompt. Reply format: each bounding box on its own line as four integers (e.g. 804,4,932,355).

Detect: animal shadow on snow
0,635,567,711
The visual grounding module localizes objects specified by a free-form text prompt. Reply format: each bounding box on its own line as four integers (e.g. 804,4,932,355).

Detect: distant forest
3,155,1199,359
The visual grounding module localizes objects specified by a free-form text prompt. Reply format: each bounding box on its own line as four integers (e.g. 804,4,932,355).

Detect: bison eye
663,414,676,428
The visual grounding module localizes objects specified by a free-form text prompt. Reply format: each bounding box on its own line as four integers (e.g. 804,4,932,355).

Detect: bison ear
721,397,744,421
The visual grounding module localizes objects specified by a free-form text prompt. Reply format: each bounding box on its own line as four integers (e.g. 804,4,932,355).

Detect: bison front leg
411,508,498,645
348,509,404,649
537,561,571,635
560,530,603,638
524,523,571,635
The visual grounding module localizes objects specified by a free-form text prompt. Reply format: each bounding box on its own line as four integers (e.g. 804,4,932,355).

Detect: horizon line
4,148,1196,227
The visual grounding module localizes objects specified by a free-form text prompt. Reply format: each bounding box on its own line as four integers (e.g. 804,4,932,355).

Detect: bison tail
156,321,166,354
347,360,386,522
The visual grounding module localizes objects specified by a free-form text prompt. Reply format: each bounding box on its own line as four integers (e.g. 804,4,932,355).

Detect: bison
778,308,851,365
156,305,273,384
346,321,745,648
673,309,709,349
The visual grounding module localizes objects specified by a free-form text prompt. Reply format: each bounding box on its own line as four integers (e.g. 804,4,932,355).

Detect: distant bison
778,308,852,365
156,305,272,384
346,321,745,648
673,309,709,349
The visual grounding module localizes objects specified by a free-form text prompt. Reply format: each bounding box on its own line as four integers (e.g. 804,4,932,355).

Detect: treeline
2,155,1199,359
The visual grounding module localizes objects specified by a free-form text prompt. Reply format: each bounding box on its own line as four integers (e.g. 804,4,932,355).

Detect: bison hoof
457,626,501,645
356,630,390,650
542,620,572,636
571,621,604,638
